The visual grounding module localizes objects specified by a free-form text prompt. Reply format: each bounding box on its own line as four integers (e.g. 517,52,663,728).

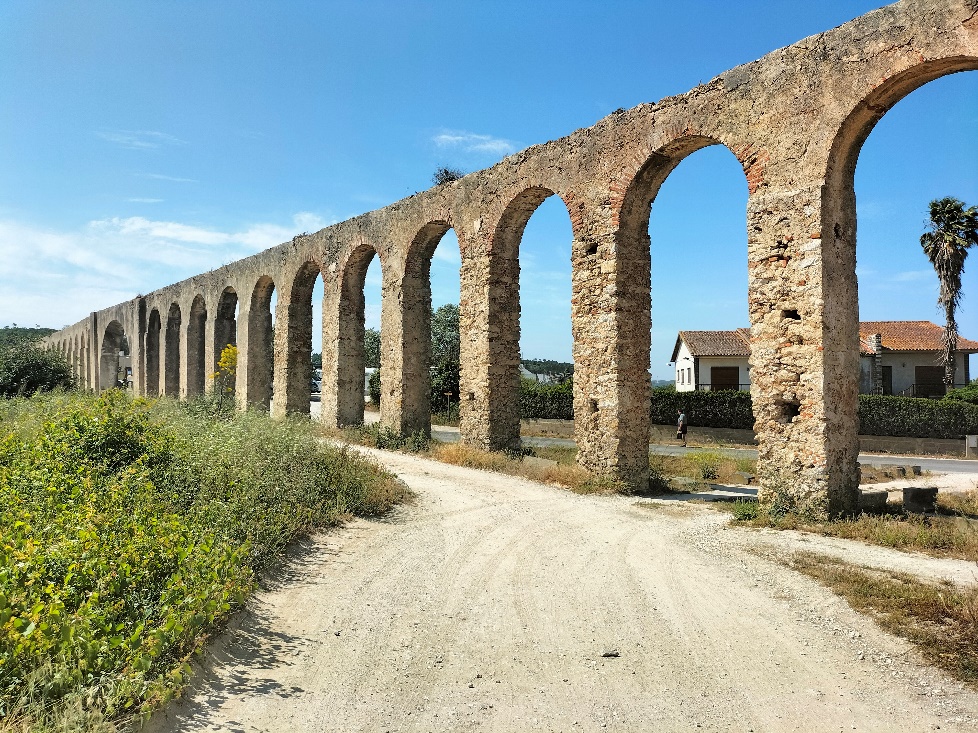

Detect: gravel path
146,448,978,733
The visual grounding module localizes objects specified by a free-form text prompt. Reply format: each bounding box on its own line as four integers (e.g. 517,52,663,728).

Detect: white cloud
891,269,932,282
97,129,186,150
433,130,516,156
0,211,337,330
138,173,198,183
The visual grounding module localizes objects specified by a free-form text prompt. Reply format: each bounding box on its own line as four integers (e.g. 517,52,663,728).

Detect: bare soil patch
146,450,978,732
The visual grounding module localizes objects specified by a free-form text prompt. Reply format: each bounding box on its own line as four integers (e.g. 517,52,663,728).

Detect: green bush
0,342,75,398
0,391,405,731
368,369,380,404
650,387,755,430
857,394,978,439
519,378,574,420
944,382,978,405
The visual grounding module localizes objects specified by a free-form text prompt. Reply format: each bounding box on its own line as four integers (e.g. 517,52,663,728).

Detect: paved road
429,425,978,475
331,405,978,475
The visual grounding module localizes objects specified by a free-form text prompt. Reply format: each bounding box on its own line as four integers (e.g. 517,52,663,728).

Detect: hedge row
650,387,755,430
858,394,978,439
648,388,978,440
520,378,574,420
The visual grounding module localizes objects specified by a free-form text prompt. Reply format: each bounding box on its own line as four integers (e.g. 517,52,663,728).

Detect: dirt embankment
146,450,978,732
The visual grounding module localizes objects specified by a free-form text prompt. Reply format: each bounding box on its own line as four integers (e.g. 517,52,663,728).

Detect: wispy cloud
96,129,186,150
127,197,164,203
0,212,336,329
137,173,197,183
891,269,932,282
433,129,516,156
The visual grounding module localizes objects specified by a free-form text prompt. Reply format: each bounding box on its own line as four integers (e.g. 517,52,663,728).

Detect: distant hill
522,359,573,376
0,326,55,349
651,379,674,388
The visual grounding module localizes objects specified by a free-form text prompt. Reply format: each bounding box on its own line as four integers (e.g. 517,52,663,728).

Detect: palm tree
920,197,978,389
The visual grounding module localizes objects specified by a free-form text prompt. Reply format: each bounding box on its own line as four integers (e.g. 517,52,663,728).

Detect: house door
711,366,739,391
881,366,893,395
914,365,944,397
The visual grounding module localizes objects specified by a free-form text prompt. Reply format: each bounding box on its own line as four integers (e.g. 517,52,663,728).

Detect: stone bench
903,487,938,514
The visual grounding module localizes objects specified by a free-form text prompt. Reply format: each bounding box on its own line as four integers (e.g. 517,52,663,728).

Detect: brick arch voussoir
614,130,752,244
485,184,582,261
825,56,978,199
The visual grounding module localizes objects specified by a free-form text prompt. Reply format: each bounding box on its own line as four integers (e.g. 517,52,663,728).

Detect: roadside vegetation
0,390,408,733
338,424,624,494
790,552,978,688
714,491,978,562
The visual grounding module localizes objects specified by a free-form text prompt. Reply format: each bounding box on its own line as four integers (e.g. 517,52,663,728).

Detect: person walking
677,408,688,447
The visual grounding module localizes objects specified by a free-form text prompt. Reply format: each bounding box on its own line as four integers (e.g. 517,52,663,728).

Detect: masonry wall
44,0,978,517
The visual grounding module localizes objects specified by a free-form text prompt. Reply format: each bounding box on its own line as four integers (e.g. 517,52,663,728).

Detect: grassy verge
0,391,408,733
714,492,978,562
338,424,625,494
790,552,978,688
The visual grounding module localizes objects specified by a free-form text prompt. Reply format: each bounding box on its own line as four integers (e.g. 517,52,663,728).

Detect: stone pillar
870,333,883,394
381,257,431,436
457,230,521,452
203,313,217,395
747,182,860,518
239,278,275,411
571,212,651,492
272,287,313,418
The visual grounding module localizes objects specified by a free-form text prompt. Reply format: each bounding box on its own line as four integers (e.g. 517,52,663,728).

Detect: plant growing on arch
920,196,978,388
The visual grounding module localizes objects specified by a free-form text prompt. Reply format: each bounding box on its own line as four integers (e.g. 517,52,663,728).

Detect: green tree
0,341,75,397
364,328,381,368
0,325,55,349
920,197,978,388
430,304,460,410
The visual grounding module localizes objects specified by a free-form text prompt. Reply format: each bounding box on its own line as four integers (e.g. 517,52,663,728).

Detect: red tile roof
673,321,978,359
673,329,751,359
859,321,978,353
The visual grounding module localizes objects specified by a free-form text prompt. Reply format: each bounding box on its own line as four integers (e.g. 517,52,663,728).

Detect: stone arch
331,243,383,426
99,320,127,390
246,276,275,410
164,303,182,396
274,261,322,417
464,186,575,451
146,309,161,395
187,295,207,397
396,221,454,434
576,135,749,485
214,286,238,395
805,59,978,512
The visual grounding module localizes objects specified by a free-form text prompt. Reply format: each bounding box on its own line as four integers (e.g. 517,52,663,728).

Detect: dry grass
790,552,978,688
719,500,978,562
940,489,978,518
649,451,756,487
430,442,625,494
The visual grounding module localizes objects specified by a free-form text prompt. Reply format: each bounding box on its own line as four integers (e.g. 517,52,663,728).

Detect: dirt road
147,449,978,732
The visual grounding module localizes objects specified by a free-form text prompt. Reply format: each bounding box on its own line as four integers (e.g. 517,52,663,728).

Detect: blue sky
1,1,976,379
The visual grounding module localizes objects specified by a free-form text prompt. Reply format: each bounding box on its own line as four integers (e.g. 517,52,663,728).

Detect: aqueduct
46,0,978,516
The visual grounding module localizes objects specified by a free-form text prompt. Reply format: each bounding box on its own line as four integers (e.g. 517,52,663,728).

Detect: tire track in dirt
146,449,978,733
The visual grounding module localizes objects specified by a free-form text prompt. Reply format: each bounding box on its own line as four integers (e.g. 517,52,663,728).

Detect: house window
679,369,684,385
687,367,692,386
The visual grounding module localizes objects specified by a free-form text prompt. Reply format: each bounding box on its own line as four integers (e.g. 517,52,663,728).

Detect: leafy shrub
650,387,754,430
648,387,978,439
730,500,760,521
432,167,464,185
944,382,978,405
368,369,380,404
0,392,406,731
0,342,75,398
520,378,574,420
858,394,978,439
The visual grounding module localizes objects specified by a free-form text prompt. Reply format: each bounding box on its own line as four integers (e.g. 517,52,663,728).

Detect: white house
670,321,977,396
